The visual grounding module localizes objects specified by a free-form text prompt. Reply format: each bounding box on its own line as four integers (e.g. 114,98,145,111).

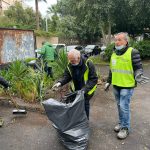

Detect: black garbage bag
42,90,89,150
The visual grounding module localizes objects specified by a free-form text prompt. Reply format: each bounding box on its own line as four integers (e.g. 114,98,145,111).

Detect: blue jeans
113,86,134,130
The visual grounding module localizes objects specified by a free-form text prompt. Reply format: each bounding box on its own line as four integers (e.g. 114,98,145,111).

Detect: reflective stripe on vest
111,69,133,74
67,59,97,95
110,47,135,87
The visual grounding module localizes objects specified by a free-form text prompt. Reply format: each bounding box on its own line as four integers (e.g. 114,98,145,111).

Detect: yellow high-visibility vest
110,47,135,87
67,59,97,95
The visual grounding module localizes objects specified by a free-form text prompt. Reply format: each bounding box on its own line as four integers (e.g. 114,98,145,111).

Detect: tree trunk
107,21,111,45
100,21,112,46
35,0,40,30
100,25,107,45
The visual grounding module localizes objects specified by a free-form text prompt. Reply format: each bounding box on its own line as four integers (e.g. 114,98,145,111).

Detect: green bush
90,55,108,65
100,39,150,61
104,43,115,61
133,40,150,59
34,30,56,37
0,50,72,102
0,60,63,103
55,50,68,71
0,16,16,28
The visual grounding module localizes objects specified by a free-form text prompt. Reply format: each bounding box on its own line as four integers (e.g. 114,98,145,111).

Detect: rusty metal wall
0,28,35,64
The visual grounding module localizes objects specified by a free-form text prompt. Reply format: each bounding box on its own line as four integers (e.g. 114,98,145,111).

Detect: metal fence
0,28,35,64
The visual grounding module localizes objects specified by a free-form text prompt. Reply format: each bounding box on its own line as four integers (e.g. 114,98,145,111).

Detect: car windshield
85,45,95,49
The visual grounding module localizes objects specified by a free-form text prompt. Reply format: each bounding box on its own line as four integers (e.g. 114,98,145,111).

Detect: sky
24,0,57,17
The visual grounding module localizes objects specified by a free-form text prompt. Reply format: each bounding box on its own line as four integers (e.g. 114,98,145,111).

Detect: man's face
114,34,127,46
68,55,80,65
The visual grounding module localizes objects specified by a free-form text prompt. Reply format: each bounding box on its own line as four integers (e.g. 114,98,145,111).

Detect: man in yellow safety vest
104,32,149,139
52,49,98,119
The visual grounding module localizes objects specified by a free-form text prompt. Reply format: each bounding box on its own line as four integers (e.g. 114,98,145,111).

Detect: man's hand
135,74,149,84
104,83,110,91
52,82,61,90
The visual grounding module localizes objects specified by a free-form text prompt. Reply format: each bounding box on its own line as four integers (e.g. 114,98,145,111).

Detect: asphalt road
0,63,150,150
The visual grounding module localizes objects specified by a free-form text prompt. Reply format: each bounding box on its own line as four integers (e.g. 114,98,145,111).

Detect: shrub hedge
104,40,150,60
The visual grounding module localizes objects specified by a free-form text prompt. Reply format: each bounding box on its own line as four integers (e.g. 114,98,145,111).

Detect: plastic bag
42,91,89,150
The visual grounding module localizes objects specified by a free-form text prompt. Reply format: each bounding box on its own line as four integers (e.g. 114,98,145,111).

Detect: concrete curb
0,86,69,114
0,84,104,114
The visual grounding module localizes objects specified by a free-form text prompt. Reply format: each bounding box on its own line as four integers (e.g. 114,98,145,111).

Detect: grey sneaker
117,127,129,139
0,118,4,127
114,124,121,132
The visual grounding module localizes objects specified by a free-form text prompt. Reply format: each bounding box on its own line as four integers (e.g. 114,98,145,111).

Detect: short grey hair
68,49,80,60
114,32,130,43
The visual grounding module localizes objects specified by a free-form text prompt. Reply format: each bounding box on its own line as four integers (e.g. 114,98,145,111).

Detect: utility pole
45,14,49,32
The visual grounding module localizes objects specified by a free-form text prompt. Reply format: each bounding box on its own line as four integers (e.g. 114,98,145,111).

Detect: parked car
84,45,101,56
66,45,84,53
100,45,107,60
52,44,66,53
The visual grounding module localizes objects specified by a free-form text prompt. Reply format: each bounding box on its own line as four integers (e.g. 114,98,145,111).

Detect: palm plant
8,60,29,80
0,59,64,102
55,50,68,71
7,61,37,102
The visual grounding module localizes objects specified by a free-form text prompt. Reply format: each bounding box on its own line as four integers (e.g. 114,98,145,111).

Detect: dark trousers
44,64,53,78
84,94,94,119
47,67,53,78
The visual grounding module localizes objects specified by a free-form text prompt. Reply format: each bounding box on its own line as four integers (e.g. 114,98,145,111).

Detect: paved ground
0,63,150,150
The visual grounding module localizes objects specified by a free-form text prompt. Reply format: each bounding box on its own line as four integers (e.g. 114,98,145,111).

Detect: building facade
0,0,23,15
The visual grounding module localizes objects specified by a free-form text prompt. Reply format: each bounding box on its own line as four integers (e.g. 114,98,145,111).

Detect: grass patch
90,55,109,65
